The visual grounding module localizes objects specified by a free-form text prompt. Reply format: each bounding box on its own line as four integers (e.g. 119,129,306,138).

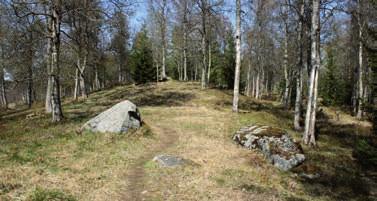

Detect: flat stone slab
153,154,189,167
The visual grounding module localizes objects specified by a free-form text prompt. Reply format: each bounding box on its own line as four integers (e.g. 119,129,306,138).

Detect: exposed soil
122,125,179,201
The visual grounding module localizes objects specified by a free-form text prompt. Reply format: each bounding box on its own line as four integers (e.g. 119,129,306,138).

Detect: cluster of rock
82,100,141,134
233,125,305,171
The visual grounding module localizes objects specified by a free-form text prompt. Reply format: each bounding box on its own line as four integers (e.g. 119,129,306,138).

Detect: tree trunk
261,67,265,94
232,0,241,112
252,74,256,98
118,63,123,83
45,29,52,113
79,55,87,98
0,67,7,108
79,70,86,98
246,62,252,96
27,61,33,108
283,29,290,108
294,0,305,131
207,42,212,83
183,21,188,81
102,62,106,88
255,69,260,99
26,32,34,108
200,0,208,89
74,68,79,100
156,61,159,83
161,0,167,80
94,64,100,90
357,0,364,119
178,62,182,81
303,0,320,146
201,34,207,89
195,63,198,81
50,3,63,122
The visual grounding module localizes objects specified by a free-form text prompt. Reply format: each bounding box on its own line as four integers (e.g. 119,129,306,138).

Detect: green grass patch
27,188,77,201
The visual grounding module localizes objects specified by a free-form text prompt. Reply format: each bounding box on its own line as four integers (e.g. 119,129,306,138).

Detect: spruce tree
320,46,346,106
223,30,236,89
130,26,156,84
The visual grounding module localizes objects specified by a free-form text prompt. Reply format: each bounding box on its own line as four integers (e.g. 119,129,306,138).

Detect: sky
129,0,236,33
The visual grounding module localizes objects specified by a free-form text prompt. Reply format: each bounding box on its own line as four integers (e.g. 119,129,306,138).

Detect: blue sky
129,0,236,32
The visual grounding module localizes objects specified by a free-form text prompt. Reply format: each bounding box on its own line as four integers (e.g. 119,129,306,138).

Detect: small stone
299,172,320,179
141,190,148,194
153,154,188,167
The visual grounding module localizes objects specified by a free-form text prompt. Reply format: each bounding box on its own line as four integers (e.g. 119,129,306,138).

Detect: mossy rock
233,124,305,171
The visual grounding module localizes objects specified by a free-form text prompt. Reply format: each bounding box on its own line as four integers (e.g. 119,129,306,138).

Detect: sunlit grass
0,80,375,201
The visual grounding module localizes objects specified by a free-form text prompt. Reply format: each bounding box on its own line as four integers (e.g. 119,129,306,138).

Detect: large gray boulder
233,125,305,171
82,100,141,133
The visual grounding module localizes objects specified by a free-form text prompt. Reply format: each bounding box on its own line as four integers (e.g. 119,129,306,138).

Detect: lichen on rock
233,125,305,171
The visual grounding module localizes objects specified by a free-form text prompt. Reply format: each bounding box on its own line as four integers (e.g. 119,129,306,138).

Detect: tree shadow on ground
218,96,377,200
0,107,32,122
215,97,293,123
65,88,195,123
295,112,377,201
130,91,195,107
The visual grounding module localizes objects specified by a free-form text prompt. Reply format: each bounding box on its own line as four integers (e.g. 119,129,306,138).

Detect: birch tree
356,0,365,119
148,0,168,80
303,0,320,146
232,0,241,112
0,14,8,108
110,9,129,84
173,0,193,82
294,0,305,130
49,0,64,122
197,0,209,89
280,1,290,109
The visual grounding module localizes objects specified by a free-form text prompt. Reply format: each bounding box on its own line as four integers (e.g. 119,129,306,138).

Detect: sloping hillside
0,81,376,201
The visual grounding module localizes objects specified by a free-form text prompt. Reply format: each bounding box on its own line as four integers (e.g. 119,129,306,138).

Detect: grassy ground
0,81,376,201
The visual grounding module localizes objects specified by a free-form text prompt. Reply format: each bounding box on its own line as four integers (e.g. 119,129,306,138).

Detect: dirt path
122,124,179,201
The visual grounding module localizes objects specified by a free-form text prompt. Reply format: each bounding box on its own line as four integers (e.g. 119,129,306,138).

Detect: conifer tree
130,26,156,84
224,30,236,89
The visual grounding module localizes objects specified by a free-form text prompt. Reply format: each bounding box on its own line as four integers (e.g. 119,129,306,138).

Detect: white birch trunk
303,0,320,146
201,34,207,89
79,55,87,98
232,0,241,112
161,0,167,80
200,0,207,89
283,32,290,108
94,64,100,90
183,26,188,81
74,67,79,100
255,69,260,99
356,0,364,119
207,42,212,83
45,29,52,113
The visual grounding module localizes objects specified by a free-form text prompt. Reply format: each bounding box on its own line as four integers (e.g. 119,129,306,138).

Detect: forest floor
0,80,377,201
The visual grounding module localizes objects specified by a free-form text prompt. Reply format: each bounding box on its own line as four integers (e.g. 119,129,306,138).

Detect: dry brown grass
1,80,376,201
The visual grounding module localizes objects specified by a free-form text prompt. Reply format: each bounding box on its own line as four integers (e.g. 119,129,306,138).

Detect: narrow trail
122,124,179,201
